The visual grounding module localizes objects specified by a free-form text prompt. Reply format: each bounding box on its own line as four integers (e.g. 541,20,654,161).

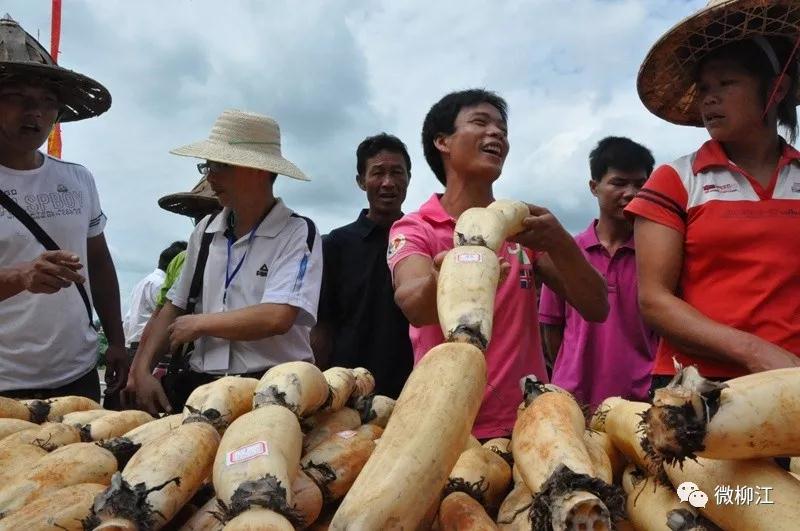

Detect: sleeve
624,164,688,234
261,218,323,328
386,214,435,275
144,277,162,313
80,167,107,238
538,282,566,326
156,251,187,307
316,233,338,325
167,226,205,311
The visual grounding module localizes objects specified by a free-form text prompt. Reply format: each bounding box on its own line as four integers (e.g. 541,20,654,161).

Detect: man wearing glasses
0,16,128,403
125,109,322,413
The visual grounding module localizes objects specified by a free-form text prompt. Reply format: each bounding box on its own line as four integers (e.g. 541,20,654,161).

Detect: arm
635,218,799,372
541,323,564,367
87,234,129,392
392,253,444,327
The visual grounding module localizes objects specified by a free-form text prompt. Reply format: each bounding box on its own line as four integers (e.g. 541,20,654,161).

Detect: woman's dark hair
697,37,798,142
356,133,411,176
421,89,508,185
158,241,188,271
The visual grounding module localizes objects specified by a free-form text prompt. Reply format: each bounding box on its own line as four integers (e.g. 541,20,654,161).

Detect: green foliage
96,321,108,367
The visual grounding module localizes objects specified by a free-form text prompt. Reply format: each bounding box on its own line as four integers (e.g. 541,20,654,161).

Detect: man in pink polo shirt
388,89,609,439
540,137,658,410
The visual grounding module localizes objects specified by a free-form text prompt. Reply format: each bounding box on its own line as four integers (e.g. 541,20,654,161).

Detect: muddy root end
97,438,142,470
529,465,625,531
252,387,299,416
487,446,514,466
640,404,706,467
26,400,50,424
455,232,491,248
443,476,489,507
446,324,489,352
302,461,337,504
86,472,179,530
519,375,550,407
227,474,304,527
352,395,377,424
183,409,227,431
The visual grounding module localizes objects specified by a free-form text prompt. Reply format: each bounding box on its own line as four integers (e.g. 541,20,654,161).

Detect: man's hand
18,250,85,294
103,344,130,395
168,314,204,352
124,370,172,414
511,204,572,253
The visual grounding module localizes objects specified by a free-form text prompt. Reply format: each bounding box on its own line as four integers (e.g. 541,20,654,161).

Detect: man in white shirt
122,241,186,353
0,16,127,402
126,110,322,413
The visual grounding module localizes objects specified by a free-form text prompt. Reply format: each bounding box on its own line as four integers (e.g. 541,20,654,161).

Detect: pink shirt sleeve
538,283,565,325
387,214,436,275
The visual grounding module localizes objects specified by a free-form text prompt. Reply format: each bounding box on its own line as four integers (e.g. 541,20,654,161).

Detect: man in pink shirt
540,137,658,410
388,89,609,439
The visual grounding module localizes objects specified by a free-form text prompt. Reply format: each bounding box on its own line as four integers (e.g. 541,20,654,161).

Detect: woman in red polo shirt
626,0,800,391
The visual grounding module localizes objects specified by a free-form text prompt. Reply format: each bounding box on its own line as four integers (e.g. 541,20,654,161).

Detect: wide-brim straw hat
158,177,221,218
170,109,310,181
638,0,800,126
0,15,111,122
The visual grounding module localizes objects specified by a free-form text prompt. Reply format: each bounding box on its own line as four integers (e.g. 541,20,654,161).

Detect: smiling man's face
439,102,509,183
0,81,60,154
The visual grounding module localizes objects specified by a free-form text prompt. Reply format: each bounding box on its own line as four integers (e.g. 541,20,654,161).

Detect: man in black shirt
313,133,413,398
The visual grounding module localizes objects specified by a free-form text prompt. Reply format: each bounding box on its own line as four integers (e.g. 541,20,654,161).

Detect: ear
356,174,366,191
433,133,450,156
589,179,599,197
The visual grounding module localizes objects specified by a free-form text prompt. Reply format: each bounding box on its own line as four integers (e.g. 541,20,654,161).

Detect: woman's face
696,58,770,142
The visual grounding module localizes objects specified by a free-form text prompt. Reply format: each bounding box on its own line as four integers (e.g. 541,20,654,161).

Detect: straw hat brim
0,62,111,122
157,192,220,218
638,0,800,126
170,140,310,181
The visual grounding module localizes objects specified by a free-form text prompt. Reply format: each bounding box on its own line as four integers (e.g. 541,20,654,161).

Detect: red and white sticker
455,252,482,263
226,441,269,466
337,430,358,439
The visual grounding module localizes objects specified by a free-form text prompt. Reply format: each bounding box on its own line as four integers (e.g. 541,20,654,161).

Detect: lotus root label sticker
456,252,482,263
337,430,358,439
386,234,406,260
226,441,269,466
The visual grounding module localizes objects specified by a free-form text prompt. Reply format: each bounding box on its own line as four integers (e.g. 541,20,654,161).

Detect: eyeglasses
197,161,232,176
0,92,61,113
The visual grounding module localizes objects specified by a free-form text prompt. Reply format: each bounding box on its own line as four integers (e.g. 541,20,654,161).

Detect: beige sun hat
0,15,111,122
170,109,310,181
158,176,221,218
638,0,800,126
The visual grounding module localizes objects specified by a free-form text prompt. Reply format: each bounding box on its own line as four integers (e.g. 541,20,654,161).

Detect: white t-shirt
168,200,322,374
0,154,106,391
123,268,165,347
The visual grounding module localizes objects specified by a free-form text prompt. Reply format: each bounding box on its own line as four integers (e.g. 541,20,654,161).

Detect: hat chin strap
761,35,800,121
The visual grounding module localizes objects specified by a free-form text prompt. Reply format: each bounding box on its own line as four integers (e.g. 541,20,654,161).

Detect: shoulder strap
0,189,94,327
185,212,218,315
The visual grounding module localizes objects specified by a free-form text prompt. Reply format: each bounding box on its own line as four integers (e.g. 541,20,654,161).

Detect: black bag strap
168,212,218,373
0,188,94,327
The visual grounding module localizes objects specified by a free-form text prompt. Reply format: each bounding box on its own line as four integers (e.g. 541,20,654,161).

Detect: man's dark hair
356,133,411,176
421,89,508,185
697,37,799,143
158,241,188,271
589,136,655,182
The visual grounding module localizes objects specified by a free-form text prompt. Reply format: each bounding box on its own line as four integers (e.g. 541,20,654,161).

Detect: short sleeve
317,233,338,325
167,224,206,311
80,167,107,238
261,217,323,328
538,283,566,326
624,165,688,234
387,214,435,274
156,251,187,307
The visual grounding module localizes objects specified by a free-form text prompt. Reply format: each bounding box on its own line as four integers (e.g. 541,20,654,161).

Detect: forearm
310,322,333,370
546,241,609,322
0,266,25,301
89,257,124,347
133,302,181,374
640,289,772,368
197,303,297,341
395,273,439,327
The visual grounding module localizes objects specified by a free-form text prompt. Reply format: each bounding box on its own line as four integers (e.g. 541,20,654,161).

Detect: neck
231,195,277,238
366,208,403,227
440,173,495,220
722,131,782,171
0,147,43,170
595,215,632,251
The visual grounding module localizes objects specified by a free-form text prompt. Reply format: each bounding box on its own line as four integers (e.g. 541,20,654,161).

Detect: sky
5,0,710,310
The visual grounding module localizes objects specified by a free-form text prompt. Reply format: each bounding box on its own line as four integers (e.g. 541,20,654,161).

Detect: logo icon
387,234,406,260
676,481,708,508
792,182,800,193
256,264,269,277
57,184,68,193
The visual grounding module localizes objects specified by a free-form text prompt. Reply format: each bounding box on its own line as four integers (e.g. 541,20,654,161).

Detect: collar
205,198,292,238
692,139,800,175
419,193,455,224
576,220,634,251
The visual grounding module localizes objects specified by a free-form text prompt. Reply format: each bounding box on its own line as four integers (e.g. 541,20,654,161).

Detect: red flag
47,0,62,158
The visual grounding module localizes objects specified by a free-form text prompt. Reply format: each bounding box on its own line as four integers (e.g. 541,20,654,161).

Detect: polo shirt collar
205,199,292,238
419,193,455,224
354,209,378,239
692,139,800,175
576,220,634,251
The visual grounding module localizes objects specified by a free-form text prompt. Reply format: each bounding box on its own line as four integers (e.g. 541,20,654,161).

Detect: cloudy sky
6,0,709,309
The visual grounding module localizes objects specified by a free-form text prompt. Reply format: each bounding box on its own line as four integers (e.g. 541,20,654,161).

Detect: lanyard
224,222,260,305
